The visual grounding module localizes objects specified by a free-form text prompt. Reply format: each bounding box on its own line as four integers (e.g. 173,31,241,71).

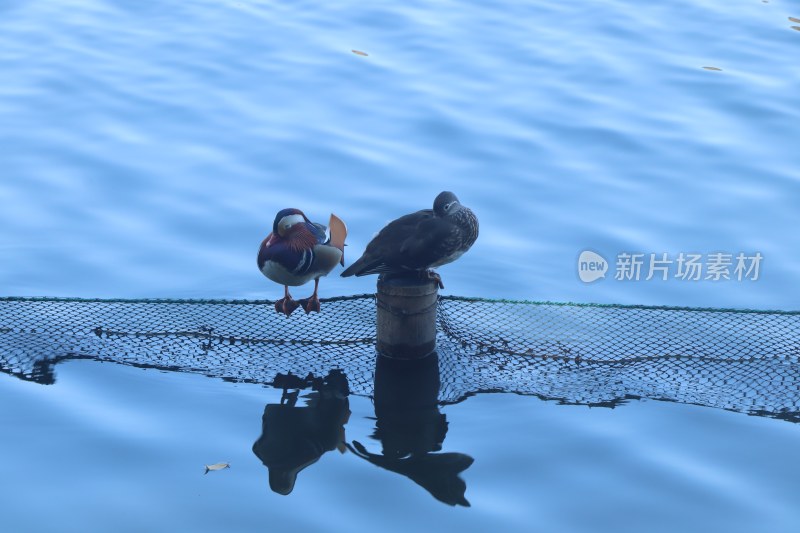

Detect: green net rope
1,295,798,422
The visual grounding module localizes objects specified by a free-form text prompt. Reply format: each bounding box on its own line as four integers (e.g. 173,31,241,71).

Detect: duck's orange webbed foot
299,295,321,314
424,270,444,289
299,279,322,314
274,287,300,316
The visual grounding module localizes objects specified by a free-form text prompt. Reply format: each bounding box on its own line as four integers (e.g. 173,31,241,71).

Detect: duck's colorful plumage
258,209,347,315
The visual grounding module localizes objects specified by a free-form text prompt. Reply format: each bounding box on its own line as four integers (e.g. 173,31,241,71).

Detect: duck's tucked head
273,208,309,237
433,191,461,217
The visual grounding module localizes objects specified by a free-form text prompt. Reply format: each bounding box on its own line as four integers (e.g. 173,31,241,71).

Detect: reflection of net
1,296,798,422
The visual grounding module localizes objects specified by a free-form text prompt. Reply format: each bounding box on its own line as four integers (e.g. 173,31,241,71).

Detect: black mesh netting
1,295,798,422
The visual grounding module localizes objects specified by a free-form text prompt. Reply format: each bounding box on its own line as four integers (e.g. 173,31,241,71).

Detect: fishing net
1,295,798,422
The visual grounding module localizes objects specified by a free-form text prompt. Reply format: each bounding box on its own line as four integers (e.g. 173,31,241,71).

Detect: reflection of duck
341,191,478,288
348,353,474,507
348,440,473,507
252,370,350,495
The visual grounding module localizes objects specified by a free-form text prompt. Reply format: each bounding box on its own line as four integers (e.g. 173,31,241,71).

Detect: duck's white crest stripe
281,214,305,227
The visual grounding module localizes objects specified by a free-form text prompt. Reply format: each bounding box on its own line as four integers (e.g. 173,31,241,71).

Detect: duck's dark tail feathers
340,256,366,277
341,255,385,277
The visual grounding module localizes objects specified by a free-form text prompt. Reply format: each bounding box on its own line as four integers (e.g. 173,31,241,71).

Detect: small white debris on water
204,462,230,474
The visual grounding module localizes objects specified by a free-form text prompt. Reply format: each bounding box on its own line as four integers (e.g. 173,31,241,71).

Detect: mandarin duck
258,209,347,316
340,191,478,288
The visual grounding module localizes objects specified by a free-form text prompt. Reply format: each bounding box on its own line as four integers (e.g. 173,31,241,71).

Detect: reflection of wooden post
376,275,438,359
374,351,440,409
373,352,442,452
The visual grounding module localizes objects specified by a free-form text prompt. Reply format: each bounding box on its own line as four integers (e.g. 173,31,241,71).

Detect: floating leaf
702,66,723,71
204,462,230,474
351,50,368,56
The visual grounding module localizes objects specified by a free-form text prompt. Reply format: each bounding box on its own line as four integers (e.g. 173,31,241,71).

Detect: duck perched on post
341,191,478,288
258,209,347,316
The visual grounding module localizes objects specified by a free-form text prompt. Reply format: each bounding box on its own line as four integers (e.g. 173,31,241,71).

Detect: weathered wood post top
376,274,439,359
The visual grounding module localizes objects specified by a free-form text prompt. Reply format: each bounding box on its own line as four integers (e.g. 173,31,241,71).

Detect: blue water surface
2,0,800,531
2,360,799,533
2,0,799,307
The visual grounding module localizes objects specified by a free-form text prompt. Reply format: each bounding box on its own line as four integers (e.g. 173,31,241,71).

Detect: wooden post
376,274,438,359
